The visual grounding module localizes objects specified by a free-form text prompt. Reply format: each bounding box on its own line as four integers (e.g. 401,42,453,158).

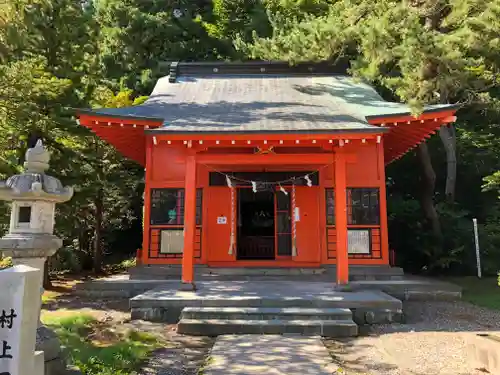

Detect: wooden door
294,186,321,263
206,187,235,263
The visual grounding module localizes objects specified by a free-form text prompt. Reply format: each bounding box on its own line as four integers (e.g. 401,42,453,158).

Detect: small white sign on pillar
0,265,43,375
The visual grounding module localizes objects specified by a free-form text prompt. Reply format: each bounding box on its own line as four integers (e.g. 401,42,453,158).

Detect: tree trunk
43,259,52,289
416,143,442,240
93,188,104,274
423,6,458,204
438,125,457,202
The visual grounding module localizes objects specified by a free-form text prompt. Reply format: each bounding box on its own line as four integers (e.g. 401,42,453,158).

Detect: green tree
95,0,228,94
241,0,500,272
0,0,144,279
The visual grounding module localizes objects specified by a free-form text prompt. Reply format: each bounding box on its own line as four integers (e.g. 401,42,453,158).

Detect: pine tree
95,0,226,94
242,0,500,238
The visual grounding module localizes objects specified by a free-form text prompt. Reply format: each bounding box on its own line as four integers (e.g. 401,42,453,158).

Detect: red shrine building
77,61,458,288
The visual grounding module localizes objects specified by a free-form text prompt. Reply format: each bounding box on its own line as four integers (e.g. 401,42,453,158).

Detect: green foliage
483,171,500,198
202,0,271,52
479,210,500,275
243,0,500,275
0,256,12,270
104,257,136,274
0,0,144,276
446,277,500,311
50,247,84,273
43,314,160,375
94,0,228,94
244,0,500,108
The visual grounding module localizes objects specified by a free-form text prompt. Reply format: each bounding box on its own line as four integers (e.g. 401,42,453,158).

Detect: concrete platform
75,274,461,303
202,335,339,375
73,275,165,298
130,281,403,324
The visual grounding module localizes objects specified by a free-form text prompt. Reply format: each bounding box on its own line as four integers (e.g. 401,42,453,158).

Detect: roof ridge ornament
169,61,179,83
24,139,50,173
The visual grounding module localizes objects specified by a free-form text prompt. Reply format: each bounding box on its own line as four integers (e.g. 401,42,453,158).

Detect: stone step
344,279,462,300
181,307,353,321
130,266,327,279
177,318,358,337
129,265,404,280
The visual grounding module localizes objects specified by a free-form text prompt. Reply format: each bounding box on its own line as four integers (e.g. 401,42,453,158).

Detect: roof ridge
165,60,350,82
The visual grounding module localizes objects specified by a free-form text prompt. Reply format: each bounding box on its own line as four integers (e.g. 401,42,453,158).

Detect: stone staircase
177,307,358,337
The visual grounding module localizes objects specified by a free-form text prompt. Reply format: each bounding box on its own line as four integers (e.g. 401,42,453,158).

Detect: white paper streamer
279,184,288,195
305,174,312,187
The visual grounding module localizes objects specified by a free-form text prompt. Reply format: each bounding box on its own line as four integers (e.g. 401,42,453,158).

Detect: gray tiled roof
82,74,454,133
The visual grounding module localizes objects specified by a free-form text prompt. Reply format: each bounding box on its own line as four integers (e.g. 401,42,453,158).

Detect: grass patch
104,257,136,274
0,256,12,270
42,290,64,304
197,355,214,375
42,313,161,375
447,276,500,310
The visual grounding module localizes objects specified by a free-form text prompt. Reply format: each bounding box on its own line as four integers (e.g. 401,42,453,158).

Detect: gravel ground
324,300,500,375
132,322,214,375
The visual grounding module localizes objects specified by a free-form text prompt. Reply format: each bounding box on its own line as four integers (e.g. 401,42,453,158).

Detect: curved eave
77,112,162,166
367,108,459,164
364,104,461,122
75,108,164,123
76,111,389,165
145,127,389,135
76,107,458,167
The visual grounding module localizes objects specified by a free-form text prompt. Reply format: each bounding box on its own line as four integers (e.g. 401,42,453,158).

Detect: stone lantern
0,140,73,270
0,140,75,375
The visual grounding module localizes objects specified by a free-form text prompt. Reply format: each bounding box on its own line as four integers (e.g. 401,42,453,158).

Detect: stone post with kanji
0,265,44,375
0,140,74,375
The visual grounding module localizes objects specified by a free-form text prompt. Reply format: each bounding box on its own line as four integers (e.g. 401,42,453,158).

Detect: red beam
196,153,335,165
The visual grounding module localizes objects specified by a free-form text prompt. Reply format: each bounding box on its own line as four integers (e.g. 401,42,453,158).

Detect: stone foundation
37,325,82,375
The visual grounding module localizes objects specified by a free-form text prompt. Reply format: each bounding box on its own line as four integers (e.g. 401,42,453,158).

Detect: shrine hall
76,61,459,289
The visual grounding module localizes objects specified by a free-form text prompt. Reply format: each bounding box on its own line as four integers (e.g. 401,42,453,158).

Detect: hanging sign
348,229,370,254
217,216,227,225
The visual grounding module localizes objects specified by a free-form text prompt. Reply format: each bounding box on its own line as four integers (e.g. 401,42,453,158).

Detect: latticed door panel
275,191,292,256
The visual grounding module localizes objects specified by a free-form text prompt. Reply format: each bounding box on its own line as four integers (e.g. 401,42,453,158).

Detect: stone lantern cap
0,140,73,203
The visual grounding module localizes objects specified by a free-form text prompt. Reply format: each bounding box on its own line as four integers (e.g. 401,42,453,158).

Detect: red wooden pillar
142,137,154,265
377,138,390,264
181,154,197,290
334,150,349,284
